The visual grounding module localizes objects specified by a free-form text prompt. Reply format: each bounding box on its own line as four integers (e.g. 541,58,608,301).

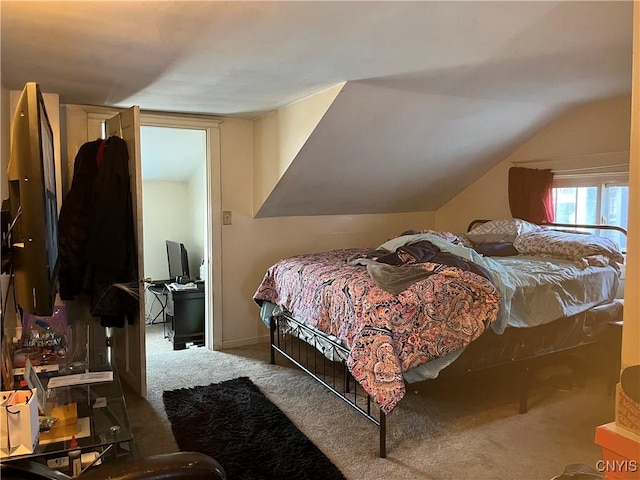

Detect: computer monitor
166,240,189,282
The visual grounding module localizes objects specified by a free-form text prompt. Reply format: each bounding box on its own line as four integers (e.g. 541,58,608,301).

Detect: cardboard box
616,384,640,436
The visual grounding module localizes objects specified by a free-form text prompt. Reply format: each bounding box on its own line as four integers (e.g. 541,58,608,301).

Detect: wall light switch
223,211,232,225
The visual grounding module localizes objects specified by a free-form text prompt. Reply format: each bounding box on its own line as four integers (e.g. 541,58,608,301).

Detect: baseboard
222,334,270,349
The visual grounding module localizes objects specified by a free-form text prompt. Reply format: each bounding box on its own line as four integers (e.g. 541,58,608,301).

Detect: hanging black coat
58,136,138,327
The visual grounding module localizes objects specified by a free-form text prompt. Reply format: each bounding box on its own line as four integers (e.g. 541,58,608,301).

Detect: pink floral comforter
253,247,500,413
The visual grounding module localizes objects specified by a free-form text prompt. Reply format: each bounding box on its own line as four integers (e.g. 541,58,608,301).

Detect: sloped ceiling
1,1,634,216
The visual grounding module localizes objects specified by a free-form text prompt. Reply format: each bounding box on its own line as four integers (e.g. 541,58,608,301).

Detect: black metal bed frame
267,221,626,458
268,308,620,458
269,312,388,457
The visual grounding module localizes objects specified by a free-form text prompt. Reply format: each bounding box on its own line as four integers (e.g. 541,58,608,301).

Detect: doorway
140,113,222,349
86,108,222,395
140,126,206,350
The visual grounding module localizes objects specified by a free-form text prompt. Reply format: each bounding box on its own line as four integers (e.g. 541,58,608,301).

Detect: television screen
6,82,60,316
166,240,189,282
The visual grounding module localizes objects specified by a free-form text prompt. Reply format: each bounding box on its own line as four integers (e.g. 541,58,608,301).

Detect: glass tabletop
6,350,133,461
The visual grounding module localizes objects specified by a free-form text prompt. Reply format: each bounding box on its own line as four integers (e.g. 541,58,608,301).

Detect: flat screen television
6,82,59,316
166,240,189,282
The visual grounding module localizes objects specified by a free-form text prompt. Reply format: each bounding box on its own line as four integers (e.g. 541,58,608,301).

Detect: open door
106,107,147,397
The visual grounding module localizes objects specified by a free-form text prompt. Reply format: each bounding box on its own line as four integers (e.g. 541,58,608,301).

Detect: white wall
142,181,191,280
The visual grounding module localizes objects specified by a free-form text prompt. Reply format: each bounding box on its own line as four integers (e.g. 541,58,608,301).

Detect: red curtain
508,167,555,223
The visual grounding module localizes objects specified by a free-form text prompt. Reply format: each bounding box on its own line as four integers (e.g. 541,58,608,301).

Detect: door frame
140,112,223,351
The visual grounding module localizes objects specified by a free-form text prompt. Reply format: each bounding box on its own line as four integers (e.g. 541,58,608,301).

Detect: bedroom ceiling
1,1,634,216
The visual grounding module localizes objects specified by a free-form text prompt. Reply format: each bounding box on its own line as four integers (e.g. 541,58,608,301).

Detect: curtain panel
508,167,555,223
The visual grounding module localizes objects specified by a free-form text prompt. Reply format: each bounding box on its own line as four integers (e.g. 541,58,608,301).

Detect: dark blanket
351,240,493,294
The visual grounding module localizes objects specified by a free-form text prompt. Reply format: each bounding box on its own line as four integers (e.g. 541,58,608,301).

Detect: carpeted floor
163,376,346,480
124,323,616,480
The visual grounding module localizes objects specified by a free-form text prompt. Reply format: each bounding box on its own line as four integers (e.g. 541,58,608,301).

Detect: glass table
3,349,134,473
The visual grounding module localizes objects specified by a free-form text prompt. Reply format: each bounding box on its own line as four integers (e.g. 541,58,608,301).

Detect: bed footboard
269,313,388,458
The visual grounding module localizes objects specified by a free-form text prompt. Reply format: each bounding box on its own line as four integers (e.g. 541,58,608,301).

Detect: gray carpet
124,323,614,480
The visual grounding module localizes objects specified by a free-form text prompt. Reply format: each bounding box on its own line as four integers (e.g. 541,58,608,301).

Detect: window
552,176,629,251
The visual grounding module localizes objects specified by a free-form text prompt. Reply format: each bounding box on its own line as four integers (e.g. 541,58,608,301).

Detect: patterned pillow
513,230,624,267
468,219,541,242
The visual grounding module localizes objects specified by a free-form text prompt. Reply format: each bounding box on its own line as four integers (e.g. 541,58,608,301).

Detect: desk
2,350,134,473
166,281,205,350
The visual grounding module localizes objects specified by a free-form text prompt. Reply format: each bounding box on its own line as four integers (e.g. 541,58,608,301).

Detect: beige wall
620,3,639,373
252,83,344,215
435,95,632,234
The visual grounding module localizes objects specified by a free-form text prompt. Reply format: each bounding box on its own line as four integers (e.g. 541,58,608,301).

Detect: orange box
595,422,640,480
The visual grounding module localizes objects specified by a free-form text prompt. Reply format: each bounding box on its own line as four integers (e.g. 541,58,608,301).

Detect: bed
253,219,626,457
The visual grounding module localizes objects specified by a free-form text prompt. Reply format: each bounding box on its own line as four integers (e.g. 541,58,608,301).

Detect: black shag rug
163,377,346,480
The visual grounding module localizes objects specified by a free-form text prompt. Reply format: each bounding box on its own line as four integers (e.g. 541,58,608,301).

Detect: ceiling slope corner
253,82,345,217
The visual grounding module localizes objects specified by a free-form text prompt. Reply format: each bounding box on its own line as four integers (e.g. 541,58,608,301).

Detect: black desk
166,281,205,350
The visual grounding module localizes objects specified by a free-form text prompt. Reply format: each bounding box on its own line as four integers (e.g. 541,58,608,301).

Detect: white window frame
552,172,629,251
553,172,628,223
